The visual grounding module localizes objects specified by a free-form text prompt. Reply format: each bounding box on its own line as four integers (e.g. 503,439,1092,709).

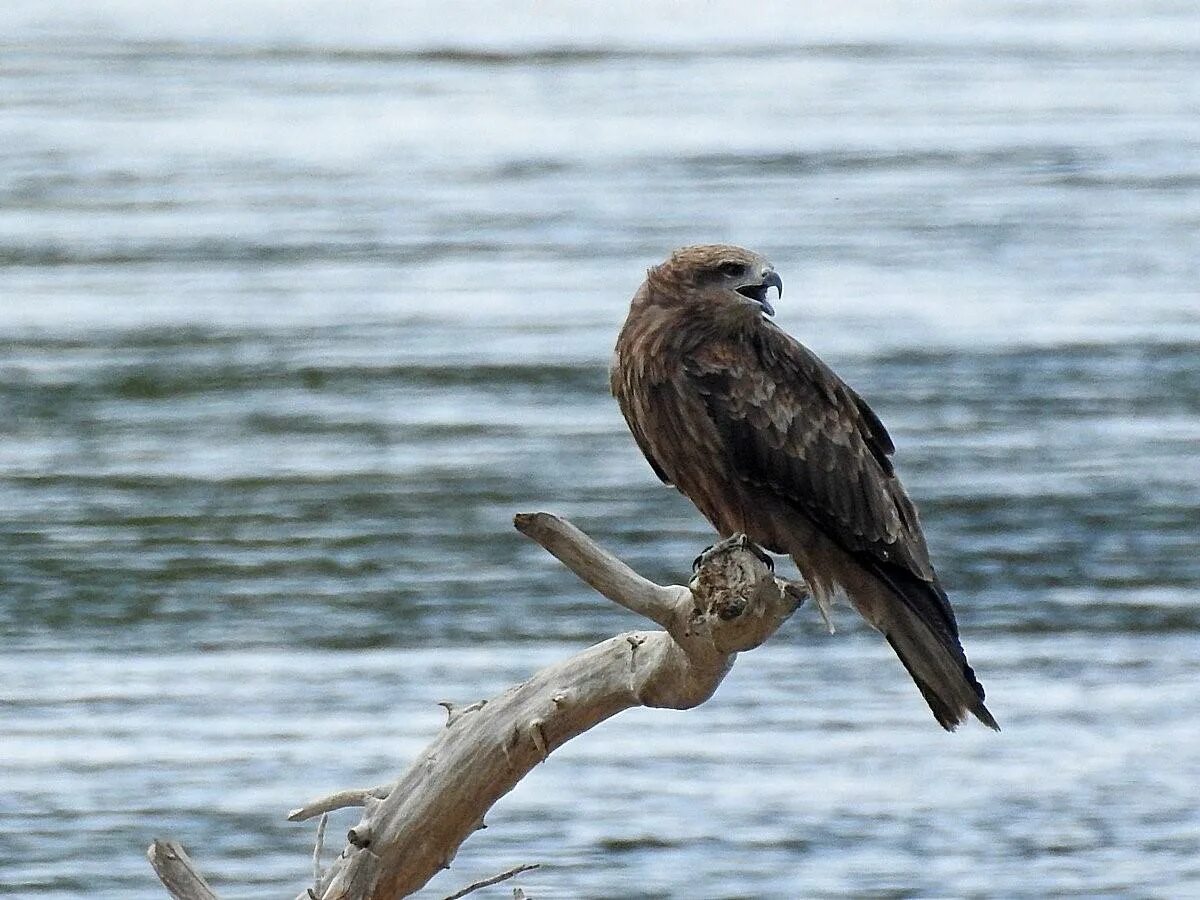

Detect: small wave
21,37,1200,68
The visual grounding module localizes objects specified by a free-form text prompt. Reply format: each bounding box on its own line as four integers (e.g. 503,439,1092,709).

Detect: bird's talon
748,543,775,571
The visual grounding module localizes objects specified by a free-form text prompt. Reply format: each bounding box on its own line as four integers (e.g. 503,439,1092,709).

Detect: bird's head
647,244,782,318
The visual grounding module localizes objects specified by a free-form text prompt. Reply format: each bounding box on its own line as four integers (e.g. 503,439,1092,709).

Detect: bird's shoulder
685,322,895,469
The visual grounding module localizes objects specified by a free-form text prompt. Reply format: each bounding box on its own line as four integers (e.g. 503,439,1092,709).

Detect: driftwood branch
440,863,540,900
149,512,804,900
147,840,219,900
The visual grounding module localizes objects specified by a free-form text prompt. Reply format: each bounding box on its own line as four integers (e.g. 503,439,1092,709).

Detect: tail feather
766,505,997,731
863,560,998,731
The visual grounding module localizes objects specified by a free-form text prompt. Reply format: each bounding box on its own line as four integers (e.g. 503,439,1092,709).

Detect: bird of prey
610,244,997,730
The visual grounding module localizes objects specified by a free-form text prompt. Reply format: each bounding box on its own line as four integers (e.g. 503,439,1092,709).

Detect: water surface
2,2,1199,897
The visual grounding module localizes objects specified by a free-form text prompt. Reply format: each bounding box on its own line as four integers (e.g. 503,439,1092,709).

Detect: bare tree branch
440,863,540,900
289,786,392,822
311,813,329,891
147,840,219,900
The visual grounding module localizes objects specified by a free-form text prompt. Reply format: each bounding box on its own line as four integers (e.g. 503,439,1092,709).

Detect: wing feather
611,361,672,484
685,326,933,584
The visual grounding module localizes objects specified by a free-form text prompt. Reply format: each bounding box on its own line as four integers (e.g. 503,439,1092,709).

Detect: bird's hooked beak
735,270,783,317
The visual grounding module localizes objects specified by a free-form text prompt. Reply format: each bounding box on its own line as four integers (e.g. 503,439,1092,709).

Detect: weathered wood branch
149,512,804,900
147,840,219,900
440,863,540,900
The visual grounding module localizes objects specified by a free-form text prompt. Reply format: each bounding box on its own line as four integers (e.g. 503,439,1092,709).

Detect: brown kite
611,244,997,730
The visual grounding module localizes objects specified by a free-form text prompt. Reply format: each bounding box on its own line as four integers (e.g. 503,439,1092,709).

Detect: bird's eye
717,261,747,277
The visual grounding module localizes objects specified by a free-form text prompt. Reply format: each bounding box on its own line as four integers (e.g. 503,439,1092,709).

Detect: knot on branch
688,534,803,654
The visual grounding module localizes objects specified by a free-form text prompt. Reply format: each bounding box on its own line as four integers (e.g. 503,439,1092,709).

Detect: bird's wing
684,325,936,585
611,362,672,484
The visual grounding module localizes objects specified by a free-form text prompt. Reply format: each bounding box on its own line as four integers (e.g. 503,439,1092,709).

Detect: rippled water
2,2,1199,897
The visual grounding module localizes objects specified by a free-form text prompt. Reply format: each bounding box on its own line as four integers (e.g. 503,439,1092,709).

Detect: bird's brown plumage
611,244,997,730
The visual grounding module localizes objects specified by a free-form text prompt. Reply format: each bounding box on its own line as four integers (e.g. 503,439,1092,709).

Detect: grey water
2,1,1199,897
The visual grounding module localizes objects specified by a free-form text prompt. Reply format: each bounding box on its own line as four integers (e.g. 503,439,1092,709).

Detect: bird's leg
741,537,776,573
692,534,775,573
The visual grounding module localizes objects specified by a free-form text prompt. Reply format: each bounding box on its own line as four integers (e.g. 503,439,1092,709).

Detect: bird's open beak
736,271,783,317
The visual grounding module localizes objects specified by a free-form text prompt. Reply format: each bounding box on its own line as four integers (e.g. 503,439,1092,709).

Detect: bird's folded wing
683,328,936,586
611,366,673,485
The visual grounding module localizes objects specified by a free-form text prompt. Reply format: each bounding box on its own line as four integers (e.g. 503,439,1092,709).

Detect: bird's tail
862,560,998,732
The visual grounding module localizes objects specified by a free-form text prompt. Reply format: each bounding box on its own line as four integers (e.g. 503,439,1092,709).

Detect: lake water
2,2,1199,897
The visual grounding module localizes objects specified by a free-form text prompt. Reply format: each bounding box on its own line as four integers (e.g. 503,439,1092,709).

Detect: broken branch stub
147,840,219,900
149,512,804,900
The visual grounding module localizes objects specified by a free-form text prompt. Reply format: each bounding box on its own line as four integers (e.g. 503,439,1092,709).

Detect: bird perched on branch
610,244,997,730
